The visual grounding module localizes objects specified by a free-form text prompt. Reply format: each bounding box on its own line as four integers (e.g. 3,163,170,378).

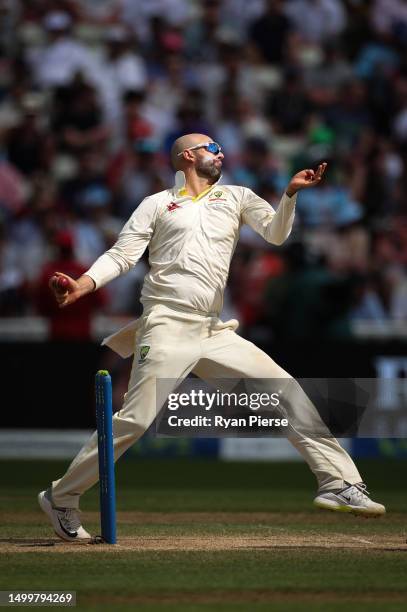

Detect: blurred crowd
0,0,406,341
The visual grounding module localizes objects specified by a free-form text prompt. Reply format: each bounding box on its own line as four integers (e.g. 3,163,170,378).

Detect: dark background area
2,338,405,428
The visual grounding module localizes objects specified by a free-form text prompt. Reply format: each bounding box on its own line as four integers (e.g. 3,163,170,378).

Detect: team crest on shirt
209,190,227,202
167,202,180,212
139,345,150,363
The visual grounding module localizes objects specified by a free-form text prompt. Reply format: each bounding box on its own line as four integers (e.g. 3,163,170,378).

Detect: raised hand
286,163,327,197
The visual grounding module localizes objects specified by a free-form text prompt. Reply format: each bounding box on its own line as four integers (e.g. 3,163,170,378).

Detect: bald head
170,134,213,170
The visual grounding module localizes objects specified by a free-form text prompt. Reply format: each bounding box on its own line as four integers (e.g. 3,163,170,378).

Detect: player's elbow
106,247,138,274
270,236,286,246
267,231,291,246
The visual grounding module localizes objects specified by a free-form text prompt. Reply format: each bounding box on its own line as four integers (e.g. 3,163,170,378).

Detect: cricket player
39,134,385,542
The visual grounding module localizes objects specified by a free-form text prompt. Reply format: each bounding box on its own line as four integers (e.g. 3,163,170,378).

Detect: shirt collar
172,171,222,202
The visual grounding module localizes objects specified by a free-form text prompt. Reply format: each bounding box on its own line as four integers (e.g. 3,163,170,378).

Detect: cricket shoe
38,490,91,542
313,482,386,517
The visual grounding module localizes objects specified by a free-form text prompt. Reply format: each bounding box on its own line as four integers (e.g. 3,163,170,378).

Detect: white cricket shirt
85,175,297,316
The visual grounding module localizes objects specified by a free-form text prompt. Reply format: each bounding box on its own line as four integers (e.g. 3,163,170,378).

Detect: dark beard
195,157,221,182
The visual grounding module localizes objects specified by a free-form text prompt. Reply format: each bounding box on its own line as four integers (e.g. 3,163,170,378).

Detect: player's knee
113,409,155,437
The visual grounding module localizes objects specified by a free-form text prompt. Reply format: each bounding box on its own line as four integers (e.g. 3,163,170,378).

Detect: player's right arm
50,196,159,308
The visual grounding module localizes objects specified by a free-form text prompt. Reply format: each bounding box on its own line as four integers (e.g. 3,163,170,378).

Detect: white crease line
349,536,373,544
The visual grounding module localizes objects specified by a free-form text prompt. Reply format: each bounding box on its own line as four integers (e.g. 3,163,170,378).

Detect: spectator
60,147,108,213
98,25,147,139
34,230,106,340
0,163,28,220
185,0,224,63
325,80,373,151
265,66,313,134
391,275,407,320
264,242,355,340
222,0,265,40
236,246,285,328
121,89,154,144
51,77,109,152
79,0,120,24
303,43,354,110
356,137,403,220
108,138,168,219
248,0,293,64
285,0,347,45
68,184,119,266
120,0,191,46
371,0,407,45
350,275,388,321
11,177,60,282
197,41,270,122
30,11,101,90
214,93,245,162
294,161,364,229
231,137,284,193
6,92,54,176
354,32,399,81
146,51,191,129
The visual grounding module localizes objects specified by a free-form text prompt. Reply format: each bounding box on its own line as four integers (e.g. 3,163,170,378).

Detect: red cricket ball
54,276,69,293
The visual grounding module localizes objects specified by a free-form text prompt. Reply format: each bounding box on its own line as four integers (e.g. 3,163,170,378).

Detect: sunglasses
178,142,222,156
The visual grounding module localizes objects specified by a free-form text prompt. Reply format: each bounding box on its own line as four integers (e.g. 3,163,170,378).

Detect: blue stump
95,370,117,544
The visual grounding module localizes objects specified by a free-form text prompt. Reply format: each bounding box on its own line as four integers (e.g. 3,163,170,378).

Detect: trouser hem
51,484,81,510
317,477,361,494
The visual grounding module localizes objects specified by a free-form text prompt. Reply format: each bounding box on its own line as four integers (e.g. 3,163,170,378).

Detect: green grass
2,549,407,590
0,459,406,611
2,458,406,512
1,549,407,611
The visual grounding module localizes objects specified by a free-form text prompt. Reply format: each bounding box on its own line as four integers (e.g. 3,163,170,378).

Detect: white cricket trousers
52,303,361,508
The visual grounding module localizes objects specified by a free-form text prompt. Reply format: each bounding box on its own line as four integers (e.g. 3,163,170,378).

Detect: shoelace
58,508,81,531
355,482,370,494
346,483,370,502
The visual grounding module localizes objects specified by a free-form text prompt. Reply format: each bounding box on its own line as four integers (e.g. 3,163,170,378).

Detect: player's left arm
241,163,327,245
